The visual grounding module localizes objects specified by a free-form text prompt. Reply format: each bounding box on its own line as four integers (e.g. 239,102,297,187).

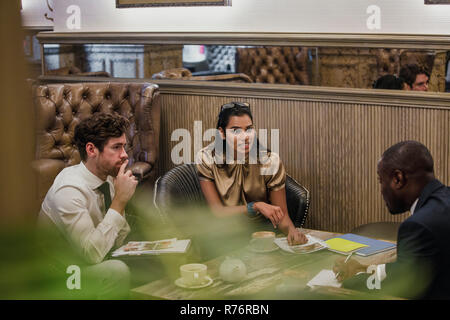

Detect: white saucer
247,245,279,253
174,276,213,289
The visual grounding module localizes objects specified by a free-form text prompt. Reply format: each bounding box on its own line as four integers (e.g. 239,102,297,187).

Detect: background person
333,141,450,299
399,64,429,91
196,102,307,246
372,74,408,90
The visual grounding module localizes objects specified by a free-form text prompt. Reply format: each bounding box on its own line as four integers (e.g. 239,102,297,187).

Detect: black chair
153,163,310,228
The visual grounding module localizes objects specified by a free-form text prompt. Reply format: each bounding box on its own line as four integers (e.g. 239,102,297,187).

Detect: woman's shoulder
259,151,284,177
196,145,216,168
259,150,282,166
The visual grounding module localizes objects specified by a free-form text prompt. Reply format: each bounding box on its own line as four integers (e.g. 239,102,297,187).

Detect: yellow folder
325,238,368,253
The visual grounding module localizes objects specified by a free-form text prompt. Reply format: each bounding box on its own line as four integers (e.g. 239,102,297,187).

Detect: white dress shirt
39,162,130,264
373,198,419,282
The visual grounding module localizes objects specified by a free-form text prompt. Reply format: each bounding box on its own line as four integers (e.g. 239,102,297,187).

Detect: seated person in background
38,113,138,298
333,141,450,299
399,64,429,91
373,74,408,90
196,102,307,246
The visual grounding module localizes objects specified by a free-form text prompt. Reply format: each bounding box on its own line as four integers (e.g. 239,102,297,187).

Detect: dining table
130,228,399,300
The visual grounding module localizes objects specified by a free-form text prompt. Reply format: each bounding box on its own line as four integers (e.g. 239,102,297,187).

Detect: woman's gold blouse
196,146,286,207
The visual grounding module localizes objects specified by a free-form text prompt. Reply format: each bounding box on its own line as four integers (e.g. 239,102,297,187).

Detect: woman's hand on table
287,228,308,246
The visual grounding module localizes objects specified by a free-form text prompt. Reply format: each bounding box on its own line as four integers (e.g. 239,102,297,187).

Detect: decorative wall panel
155,85,450,233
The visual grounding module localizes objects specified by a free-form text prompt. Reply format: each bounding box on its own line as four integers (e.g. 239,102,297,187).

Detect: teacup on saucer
175,276,213,289
249,231,276,252
248,243,279,253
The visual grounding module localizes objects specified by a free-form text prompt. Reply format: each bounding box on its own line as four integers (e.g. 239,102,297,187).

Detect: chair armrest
190,73,253,83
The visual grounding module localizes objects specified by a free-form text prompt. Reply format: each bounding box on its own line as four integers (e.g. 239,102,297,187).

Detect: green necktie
98,182,112,213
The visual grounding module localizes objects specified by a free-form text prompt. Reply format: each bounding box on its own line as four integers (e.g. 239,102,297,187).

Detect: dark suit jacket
344,179,450,299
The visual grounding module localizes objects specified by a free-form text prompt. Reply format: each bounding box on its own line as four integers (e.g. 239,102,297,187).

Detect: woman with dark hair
196,102,307,245
373,74,408,90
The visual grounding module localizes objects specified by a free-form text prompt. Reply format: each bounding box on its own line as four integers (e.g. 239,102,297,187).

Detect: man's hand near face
110,160,138,215
333,257,368,282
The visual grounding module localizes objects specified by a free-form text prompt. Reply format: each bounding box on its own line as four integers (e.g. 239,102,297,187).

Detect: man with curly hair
39,113,138,298
399,64,430,91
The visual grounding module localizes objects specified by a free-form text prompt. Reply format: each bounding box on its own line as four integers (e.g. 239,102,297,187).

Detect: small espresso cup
250,231,276,251
180,263,207,286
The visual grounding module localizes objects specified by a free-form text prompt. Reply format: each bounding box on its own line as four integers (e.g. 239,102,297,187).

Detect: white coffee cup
250,231,276,251
180,263,207,286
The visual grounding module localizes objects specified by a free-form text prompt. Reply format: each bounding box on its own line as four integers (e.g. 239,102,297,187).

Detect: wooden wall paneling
34,76,450,233
155,89,450,233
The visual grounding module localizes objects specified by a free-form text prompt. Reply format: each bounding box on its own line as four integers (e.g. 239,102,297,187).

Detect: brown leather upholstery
32,82,161,203
153,47,312,85
46,66,111,78
189,73,252,83
236,47,310,85
152,67,252,83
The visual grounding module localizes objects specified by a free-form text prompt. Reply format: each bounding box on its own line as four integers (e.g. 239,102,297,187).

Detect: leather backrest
154,164,205,211
154,164,310,228
33,82,161,202
285,175,310,228
236,46,310,85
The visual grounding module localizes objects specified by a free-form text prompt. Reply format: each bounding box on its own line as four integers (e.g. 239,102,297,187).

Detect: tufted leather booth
236,47,310,85
32,82,161,203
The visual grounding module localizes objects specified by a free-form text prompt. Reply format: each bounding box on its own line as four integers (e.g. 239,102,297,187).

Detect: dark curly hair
74,113,129,161
399,64,429,88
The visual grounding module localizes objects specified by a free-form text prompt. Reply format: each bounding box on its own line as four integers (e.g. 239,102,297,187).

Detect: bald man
333,141,450,299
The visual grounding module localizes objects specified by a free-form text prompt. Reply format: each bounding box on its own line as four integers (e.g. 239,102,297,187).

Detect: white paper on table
307,269,342,288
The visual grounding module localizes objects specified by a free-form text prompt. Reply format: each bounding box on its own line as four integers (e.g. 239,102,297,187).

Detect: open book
111,238,191,257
